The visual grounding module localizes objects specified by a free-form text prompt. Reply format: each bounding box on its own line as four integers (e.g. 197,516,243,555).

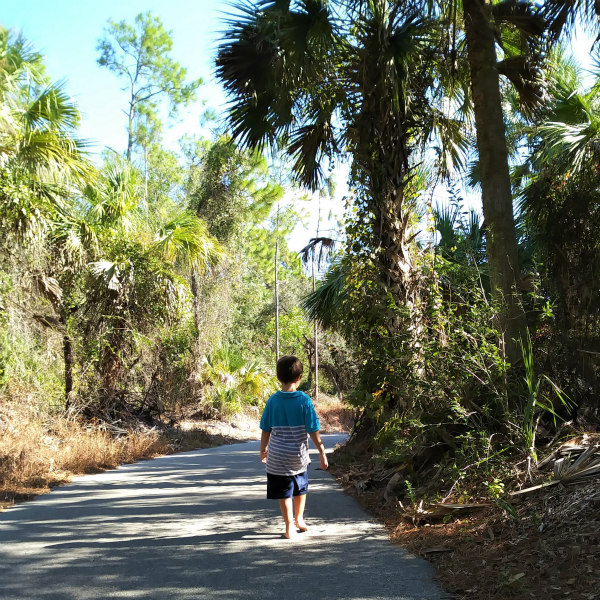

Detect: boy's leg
278,498,295,539
293,494,307,531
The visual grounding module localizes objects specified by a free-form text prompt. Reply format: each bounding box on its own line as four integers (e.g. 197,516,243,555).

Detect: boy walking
259,355,328,539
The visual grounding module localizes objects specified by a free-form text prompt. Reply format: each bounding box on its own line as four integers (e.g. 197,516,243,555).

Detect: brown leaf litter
330,433,600,600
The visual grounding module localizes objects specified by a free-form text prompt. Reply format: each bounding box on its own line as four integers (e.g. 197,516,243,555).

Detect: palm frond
21,83,80,132
433,202,460,249
497,55,545,114
493,1,545,36
543,0,600,41
288,119,334,190
537,120,599,173
153,212,224,270
302,260,347,328
51,209,99,263
299,236,336,268
89,260,121,292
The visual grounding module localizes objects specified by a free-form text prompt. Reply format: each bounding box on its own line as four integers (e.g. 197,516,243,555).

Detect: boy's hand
260,430,270,463
319,452,328,470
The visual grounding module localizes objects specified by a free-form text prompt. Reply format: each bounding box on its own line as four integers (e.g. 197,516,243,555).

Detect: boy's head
276,355,303,384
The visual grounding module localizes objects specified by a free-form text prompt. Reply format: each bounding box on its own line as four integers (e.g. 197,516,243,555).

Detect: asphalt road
0,434,448,599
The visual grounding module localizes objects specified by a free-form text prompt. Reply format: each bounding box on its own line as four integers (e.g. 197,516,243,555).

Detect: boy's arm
308,430,328,470
260,430,270,463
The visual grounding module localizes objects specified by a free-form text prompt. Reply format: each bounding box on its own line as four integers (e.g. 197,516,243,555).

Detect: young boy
259,355,328,539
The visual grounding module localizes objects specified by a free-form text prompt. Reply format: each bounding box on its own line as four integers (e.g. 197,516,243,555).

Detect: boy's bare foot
295,518,308,532
284,528,297,539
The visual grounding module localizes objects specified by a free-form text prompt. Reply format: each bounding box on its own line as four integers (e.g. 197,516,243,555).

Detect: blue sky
1,0,228,155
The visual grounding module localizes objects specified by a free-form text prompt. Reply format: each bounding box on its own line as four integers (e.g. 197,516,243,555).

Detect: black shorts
266,471,309,499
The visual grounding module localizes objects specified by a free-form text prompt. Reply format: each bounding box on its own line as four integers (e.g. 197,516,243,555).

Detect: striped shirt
260,390,320,476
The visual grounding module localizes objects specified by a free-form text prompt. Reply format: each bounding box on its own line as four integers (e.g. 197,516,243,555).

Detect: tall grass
0,397,168,504
519,330,570,465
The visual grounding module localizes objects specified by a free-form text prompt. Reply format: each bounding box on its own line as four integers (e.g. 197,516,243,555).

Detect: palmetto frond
217,0,343,191
427,111,471,178
153,212,225,270
299,235,336,269
533,62,600,174
89,260,122,292
433,202,460,249
536,120,600,173
302,260,347,328
21,84,80,131
543,0,600,41
51,209,99,264
6,82,92,182
15,130,91,181
0,28,45,96
86,159,142,231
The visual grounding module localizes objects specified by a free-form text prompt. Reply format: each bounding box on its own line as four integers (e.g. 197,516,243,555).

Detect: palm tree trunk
463,0,527,364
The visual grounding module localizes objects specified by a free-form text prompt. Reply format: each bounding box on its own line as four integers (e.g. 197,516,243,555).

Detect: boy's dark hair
276,355,303,384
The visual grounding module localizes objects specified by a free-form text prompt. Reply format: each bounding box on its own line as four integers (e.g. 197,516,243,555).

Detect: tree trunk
313,272,319,401
63,333,74,408
126,92,135,161
462,0,527,364
60,309,74,408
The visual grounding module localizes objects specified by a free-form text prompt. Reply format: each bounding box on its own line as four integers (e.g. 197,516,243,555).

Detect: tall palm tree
217,0,455,305
456,0,547,362
217,1,552,363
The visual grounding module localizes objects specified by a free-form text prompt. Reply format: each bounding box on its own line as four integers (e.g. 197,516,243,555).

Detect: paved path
0,435,447,600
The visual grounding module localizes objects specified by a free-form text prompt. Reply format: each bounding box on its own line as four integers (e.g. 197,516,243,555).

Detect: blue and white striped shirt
260,391,320,476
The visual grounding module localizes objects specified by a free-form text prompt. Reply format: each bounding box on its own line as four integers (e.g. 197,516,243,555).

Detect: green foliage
265,305,312,357
201,347,277,416
519,330,571,463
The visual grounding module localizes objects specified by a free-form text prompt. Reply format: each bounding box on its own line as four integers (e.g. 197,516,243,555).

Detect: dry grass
0,397,264,510
313,394,354,433
0,398,169,508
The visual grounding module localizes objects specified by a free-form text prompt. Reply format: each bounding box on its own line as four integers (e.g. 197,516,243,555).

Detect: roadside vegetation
2,3,600,599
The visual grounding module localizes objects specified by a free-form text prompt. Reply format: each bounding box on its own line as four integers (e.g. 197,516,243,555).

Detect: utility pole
275,201,280,363
144,144,148,204
313,194,322,402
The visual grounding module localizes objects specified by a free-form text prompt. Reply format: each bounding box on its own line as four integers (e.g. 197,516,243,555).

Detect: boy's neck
280,380,300,392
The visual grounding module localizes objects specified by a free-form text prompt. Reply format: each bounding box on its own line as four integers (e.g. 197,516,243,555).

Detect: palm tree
216,0,456,305
0,29,94,404
80,159,224,396
455,0,548,362
217,1,556,363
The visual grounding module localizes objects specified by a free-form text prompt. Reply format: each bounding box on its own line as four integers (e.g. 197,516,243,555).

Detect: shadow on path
0,434,449,600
